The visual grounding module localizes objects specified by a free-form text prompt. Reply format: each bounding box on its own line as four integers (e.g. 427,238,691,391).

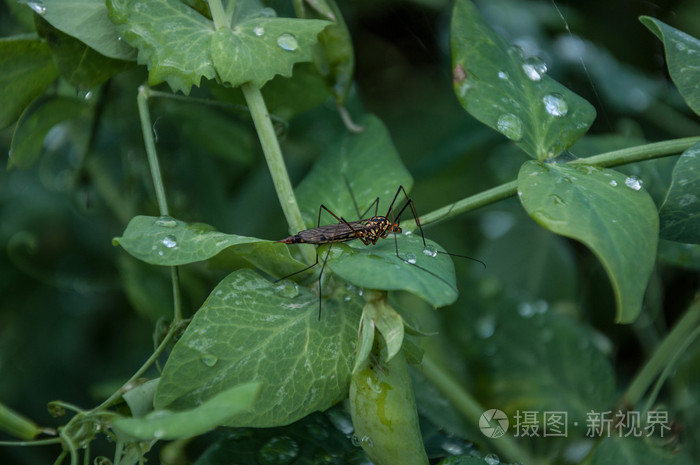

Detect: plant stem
408,136,699,230
420,355,537,464
568,136,699,168
621,296,700,408
137,86,169,216
208,0,229,30
240,82,315,264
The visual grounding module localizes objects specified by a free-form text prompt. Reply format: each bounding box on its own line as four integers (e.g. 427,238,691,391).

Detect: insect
277,185,483,319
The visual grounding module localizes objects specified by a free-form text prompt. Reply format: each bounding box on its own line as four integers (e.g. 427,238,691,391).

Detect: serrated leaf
450,0,596,160
107,0,330,94
154,269,362,427
107,0,217,94
659,142,700,244
517,161,659,323
0,36,58,129
210,17,330,88
9,96,89,170
294,114,413,225
20,0,136,60
113,215,303,277
640,16,700,117
113,382,260,440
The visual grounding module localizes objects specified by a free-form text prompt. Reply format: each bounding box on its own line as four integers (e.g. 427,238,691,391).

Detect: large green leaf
0,36,58,129
154,269,362,427
113,382,260,440
35,15,133,90
294,114,413,226
107,0,330,94
113,215,303,277
659,143,700,244
328,233,459,308
20,0,137,60
517,161,659,323
450,0,595,160
640,16,700,116
9,96,89,170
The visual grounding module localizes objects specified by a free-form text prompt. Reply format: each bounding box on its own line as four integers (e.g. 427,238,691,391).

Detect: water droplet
521,56,547,81
542,92,568,117
275,281,299,299
200,353,218,367
517,302,535,318
624,176,643,191
161,235,177,248
609,180,618,187
154,216,178,228
276,33,298,51
253,26,264,36
441,438,466,455
405,252,417,264
153,428,166,439
27,2,46,14
257,436,299,465
484,453,501,465
497,71,509,80
423,245,438,257
496,113,524,141
476,315,495,339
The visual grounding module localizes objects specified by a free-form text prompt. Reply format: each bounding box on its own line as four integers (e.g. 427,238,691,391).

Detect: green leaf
35,15,133,90
517,161,659,323
589,436,693,465
20,0,137,60
210,17,330,88
640,16,700,117
107,0,330,94
659,142,700,244
328,233,459,308
362,300,405,363
9,96,89,170
294,114,413,225
107,0,217,94
113,382,260,440
450,0,596,160
122,378,160,418
113,215,303,277
0,36,59,129
154,269,362,427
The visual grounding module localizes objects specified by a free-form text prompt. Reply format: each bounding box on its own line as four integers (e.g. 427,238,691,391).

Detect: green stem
407,136,699,230
207,0,229,30
568,136,699,168
240,82,315,264
136,86,169,216
420,355,537,464
621,296,700,408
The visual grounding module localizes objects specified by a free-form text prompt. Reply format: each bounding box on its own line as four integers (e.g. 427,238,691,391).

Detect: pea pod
349,342,428,465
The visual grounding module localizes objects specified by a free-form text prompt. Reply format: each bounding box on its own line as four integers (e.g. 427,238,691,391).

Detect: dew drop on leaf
496,113,523,141
154,216,177,228
257,436,299,465
200,353,218,367
275,281,299,299
624,176,643,191
542,92,568,117
609,180,618,187
521,56,547,81
276,33,298,51
423,245,438,257
27,2,46,14
497,71,509,80
253,26,264,37
484,453,501,465
405,252,417,264
161,235,177,248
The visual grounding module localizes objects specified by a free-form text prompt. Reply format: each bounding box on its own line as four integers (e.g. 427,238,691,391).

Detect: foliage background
1,0,699,463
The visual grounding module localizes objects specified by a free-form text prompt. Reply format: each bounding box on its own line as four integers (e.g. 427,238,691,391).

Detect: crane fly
277,185,483,319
